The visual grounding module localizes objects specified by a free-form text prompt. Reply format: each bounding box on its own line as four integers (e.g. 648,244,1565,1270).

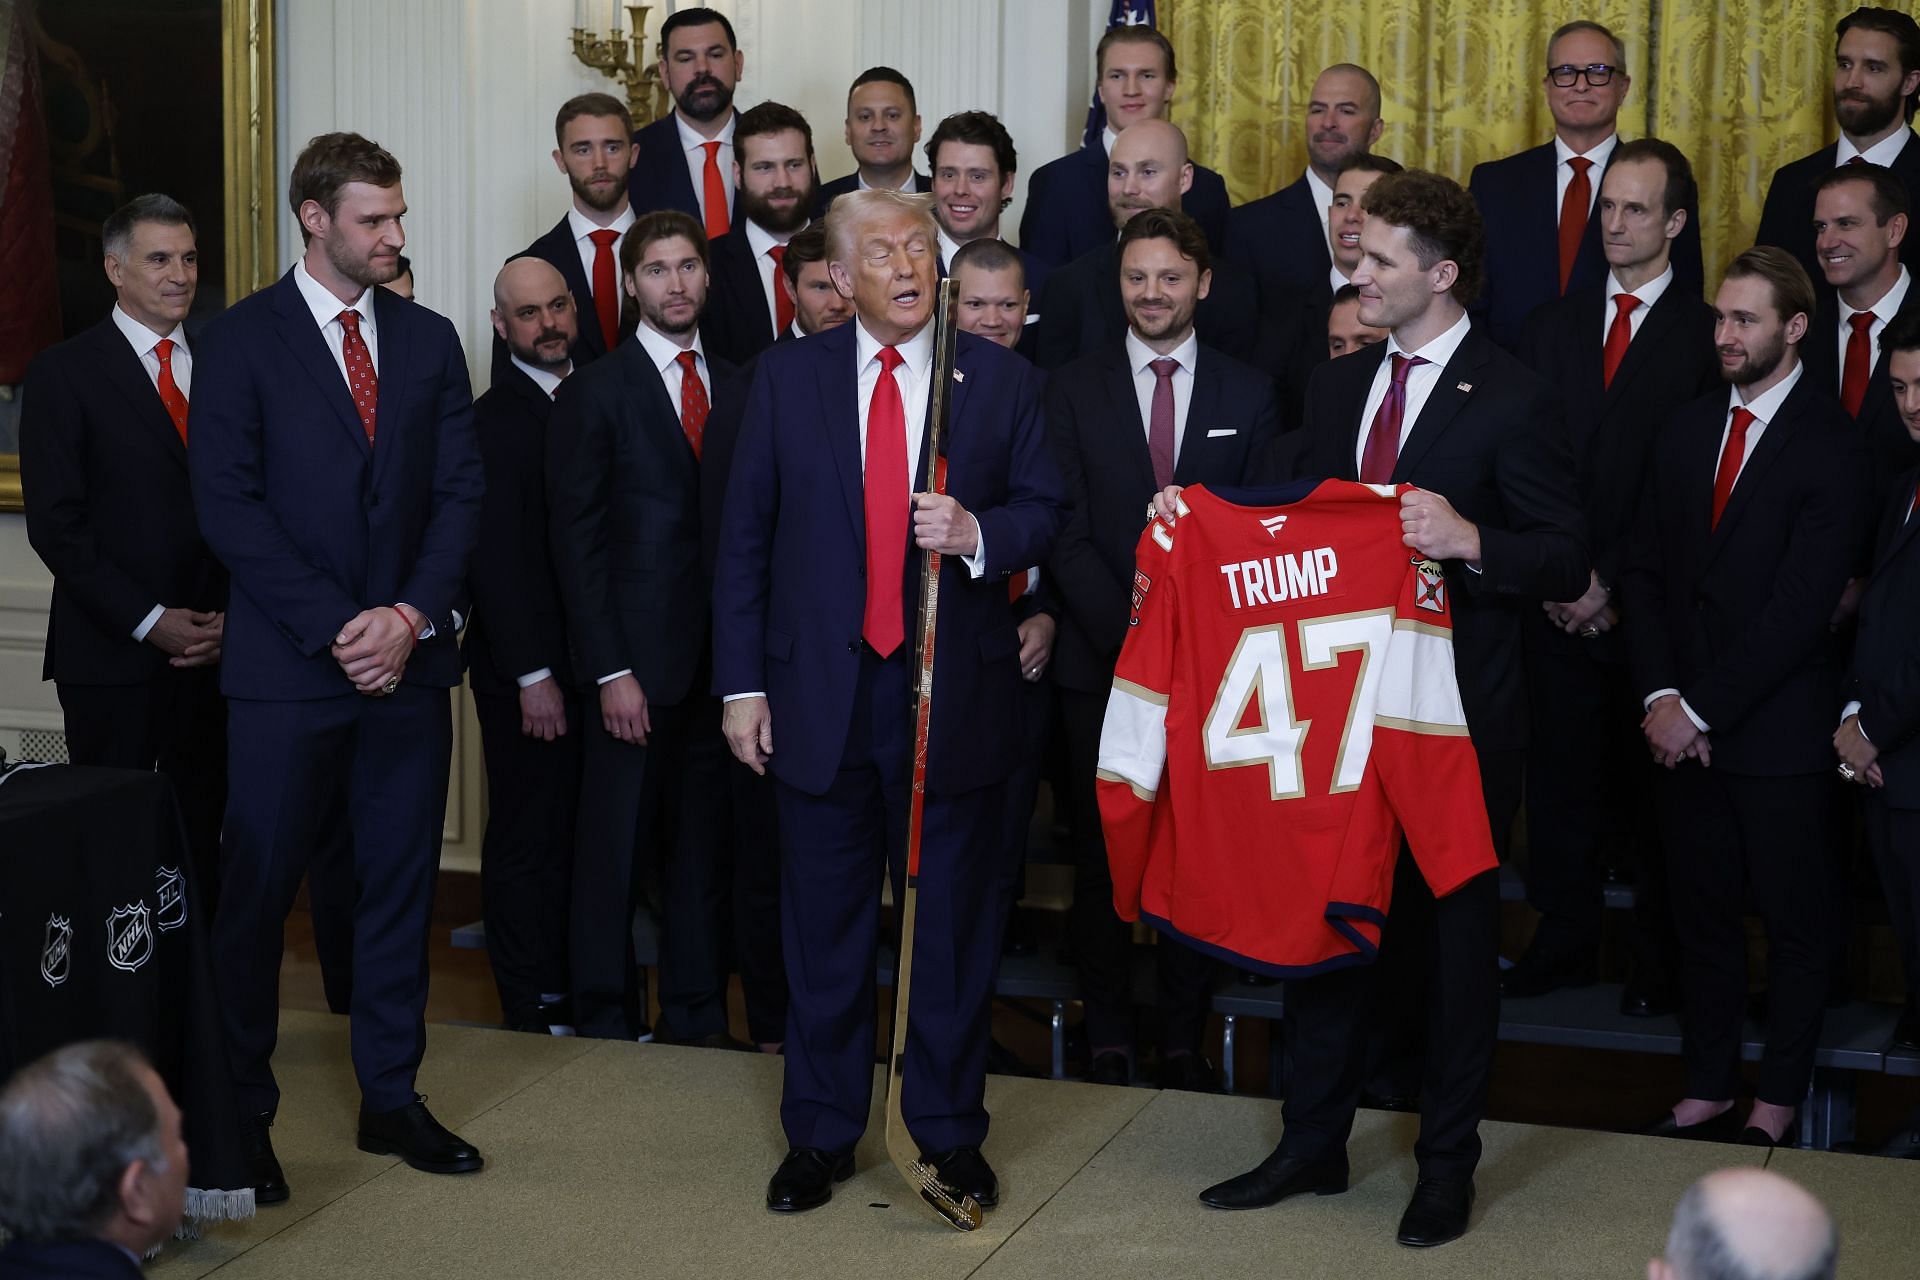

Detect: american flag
1080,0,1157,150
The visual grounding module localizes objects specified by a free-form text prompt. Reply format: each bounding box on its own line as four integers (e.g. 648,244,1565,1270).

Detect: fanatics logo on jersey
1259,515,1289,538
1130,569,1152,626
1414,559,1447,613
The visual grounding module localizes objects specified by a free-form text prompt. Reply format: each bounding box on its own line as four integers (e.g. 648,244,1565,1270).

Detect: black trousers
722,756,788,1046
1866,795,1920,1018
1060,683,1218,1056
473,686,582,1027
1659,767,1832,1106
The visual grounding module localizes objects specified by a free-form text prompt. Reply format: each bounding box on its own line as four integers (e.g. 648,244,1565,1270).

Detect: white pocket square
1206,428,1237,437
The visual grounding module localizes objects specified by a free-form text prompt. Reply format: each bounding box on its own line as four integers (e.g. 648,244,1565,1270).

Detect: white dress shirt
1304,166,1335,256
115,307,192,641
1555,131,1619,221
1354,309,1473,475
1599,264,1674,347
675,110,736,227
855,169,920,193
1838,266,1911,378
743,218,795,340
567,204,636,305
1125,327,1197,465
937,226,964,272
293,257,379,381
1330,263,1352,293
1837,128,1912,167
1646,360,1807,730
1102,125,1120,158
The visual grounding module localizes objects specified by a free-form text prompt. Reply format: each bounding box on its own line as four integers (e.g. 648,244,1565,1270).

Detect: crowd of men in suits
19,0,1920,1254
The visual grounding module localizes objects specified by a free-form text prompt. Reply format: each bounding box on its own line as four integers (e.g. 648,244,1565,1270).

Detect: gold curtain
1165,0,1863,291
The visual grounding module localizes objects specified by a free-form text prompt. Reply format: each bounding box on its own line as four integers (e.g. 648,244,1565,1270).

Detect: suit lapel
1392,333,1488,480
1324,342,1386,481
269,271,373,458
1871,471,1920,573
1102,345,1155,494
370,287,414,489
623,338,700,481
817,324,866,542
1705,382,1805,563
1604,287,1680,409
1174,349,1221,485
542,218,606,359
90,319,187,468
914,337,975,489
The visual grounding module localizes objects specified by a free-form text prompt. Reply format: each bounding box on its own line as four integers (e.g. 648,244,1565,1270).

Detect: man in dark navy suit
505,93,638,370
1469,20,1704,353
715,189,1064,1214
1018,24,1230,272
0,1042,188,1279
626,7,742,240
1758,7,1920,289
814,67,930,215
926,110,1048,297
190,133,486,1196
704,102,819,367
20,194,227,908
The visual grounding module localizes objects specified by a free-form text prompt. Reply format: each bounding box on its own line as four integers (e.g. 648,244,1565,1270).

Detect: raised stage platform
149,1011,1918,1279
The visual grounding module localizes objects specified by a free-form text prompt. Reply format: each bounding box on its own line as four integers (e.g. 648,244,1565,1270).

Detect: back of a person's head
1656,1170,1838,1280
0,1041,167,1242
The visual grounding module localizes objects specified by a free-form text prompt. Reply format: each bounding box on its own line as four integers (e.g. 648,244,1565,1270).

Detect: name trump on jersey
1219,547,1339,610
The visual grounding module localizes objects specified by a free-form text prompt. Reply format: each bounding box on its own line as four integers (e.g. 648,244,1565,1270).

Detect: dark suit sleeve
1753,163,1798,255
468,407,552,683
1032,269,1079,371
395,331,485,631
1042,371,1131,660
971,363,1068,577
1472,379,1589,602
1618,469,1678,698
1019,163,1068,271
1237,379,1286,483
1465,162,1498,334
20,354,158,637
712,362,780,697
546,377,625,684
188,324,365,657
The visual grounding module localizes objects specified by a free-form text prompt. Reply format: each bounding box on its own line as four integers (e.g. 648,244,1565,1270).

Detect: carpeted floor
146,1011,1920,1279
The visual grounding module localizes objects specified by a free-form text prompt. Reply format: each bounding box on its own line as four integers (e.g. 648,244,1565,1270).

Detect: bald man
465,257,584,1035
1033,119,1262,371
1651,1169,1837,1280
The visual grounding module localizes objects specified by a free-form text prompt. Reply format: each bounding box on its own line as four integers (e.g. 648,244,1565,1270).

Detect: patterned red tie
1558,156,1593,294
338,310,377,441
862,346,908,657
1842,311,1876,417
767,243,793,335
1601,293,1640,388
153,337,189,443
1147,357,1178,488
588,228,620,349
675,350,707,458
1711,407,1755,528
700,141,730,241
1359,353,1425,484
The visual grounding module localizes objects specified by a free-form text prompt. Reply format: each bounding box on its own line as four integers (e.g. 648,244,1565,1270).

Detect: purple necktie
1148,357,1178,488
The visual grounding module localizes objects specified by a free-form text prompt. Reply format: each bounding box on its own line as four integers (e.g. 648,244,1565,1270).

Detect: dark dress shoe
766,1147,854,1212
1498,953,1596,999
243,1113,289,1204
1086,1050,1131,1086
923,1145,998,1209
1618,976,1676,1018
1739,1126,1779,1149
1360,1089,1420,1113
1156,1052,1221,1093
1397,1177,1474,1247
1873,1126,1920,1159
1639,1107,1739,1141
1894,1007,1920,1053
1198,1146,1348,1209
357,1098,484,1174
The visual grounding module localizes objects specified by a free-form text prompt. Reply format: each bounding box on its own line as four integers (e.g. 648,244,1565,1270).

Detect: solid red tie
338,310,377,441
1842,311,1876,417
1147,357,1178,488
153,337,189,443
588,228,620,349
767,244,793,336
1558,156,1593,294
862,346,908,657
1601,293,1641,388
1359,353,1426,484
1009,568,1032,604
700,140,730,240
1711,407,1755,528
675,350,707,458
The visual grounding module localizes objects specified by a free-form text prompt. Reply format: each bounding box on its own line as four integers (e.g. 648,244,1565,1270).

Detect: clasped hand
333,605,417,695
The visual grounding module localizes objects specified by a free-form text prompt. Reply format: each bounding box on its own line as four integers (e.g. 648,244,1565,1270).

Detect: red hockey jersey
1096,480,1496,976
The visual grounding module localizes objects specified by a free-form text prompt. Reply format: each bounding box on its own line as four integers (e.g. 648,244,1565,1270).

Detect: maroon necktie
1842,311,1876,417
767,244,793,335
1558,156,1593,294
1711,407,1755,528
588,228,620,350
1602,293,1640,388
1359,353,1425,484
338,310,377,441
676,350,708,458
1147,357,1178,489
154,337,189,443
862,346,908,657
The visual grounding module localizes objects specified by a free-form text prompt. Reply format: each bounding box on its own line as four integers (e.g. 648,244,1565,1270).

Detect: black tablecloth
0,762,253,1228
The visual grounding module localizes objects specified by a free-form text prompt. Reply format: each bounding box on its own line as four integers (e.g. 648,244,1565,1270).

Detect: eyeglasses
1547,63,1620,87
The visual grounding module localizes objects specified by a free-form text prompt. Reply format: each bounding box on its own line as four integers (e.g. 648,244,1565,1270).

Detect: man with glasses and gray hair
1649,1169,1837,1280
0,1041,190,1278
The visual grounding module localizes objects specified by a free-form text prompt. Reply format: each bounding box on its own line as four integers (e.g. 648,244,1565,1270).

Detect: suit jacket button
848,640,860,653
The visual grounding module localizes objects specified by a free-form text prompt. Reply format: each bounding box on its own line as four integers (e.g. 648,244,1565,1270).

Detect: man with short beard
627,7,744,240
508,93,638,368
704,102,818,366
1759,7,1920,289
466,258,585,1038
1620,247,1870,1151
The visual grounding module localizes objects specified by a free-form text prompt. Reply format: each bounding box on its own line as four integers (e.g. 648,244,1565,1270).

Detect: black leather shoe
1397,1177,1474,1247
1640,1106,1739,1141
356,1097,484,1174
766,1147,854,1212
1739,1126,1782,1149
1086,1050,1131,1086
1360,1090,1420,1113
1894,1008,1920,1053
1199,1146,1348,1209
243,1112,289,1204
1499,953,1596,999
924,1145,997,1209
1873,1126,1920,1159
1157,1052,1221,1093
1619,975,1676,1018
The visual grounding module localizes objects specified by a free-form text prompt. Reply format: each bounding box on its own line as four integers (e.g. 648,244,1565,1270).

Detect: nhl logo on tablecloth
155,866,187,932
105,902,154,974
1413,559,1447,614
41,915,72,988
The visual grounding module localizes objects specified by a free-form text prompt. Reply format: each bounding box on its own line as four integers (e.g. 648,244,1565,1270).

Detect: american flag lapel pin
953,369,965,383
1456,381,1473,392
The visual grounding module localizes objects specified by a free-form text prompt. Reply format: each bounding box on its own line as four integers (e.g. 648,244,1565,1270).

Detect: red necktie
1147,357,1178,489
1359,353,1426,484
1849,154,1868,166
767,244,793,336
153,337,189,444
1711,407,1755,528
1842,311,1876,417
588,228,620,350
862,346,908,657
1009,568,1033,604
675,350,707,458
1601,293,1641,388
338,310,377,441
700,141,729,241
1558,156,1593,294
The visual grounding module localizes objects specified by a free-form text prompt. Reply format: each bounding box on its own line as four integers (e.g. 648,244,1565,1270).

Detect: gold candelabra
571,5,668,125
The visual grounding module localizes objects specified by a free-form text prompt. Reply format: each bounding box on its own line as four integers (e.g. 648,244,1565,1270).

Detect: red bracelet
391,605,419,653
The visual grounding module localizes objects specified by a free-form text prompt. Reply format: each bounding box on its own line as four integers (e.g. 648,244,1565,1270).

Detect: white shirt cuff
723,691,766,703
597,669,633,686
960,514,987,579
516,668,554,689
1645,688,1710,733
1842,700,1868,740
398,603,433,640
133,604,165,643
